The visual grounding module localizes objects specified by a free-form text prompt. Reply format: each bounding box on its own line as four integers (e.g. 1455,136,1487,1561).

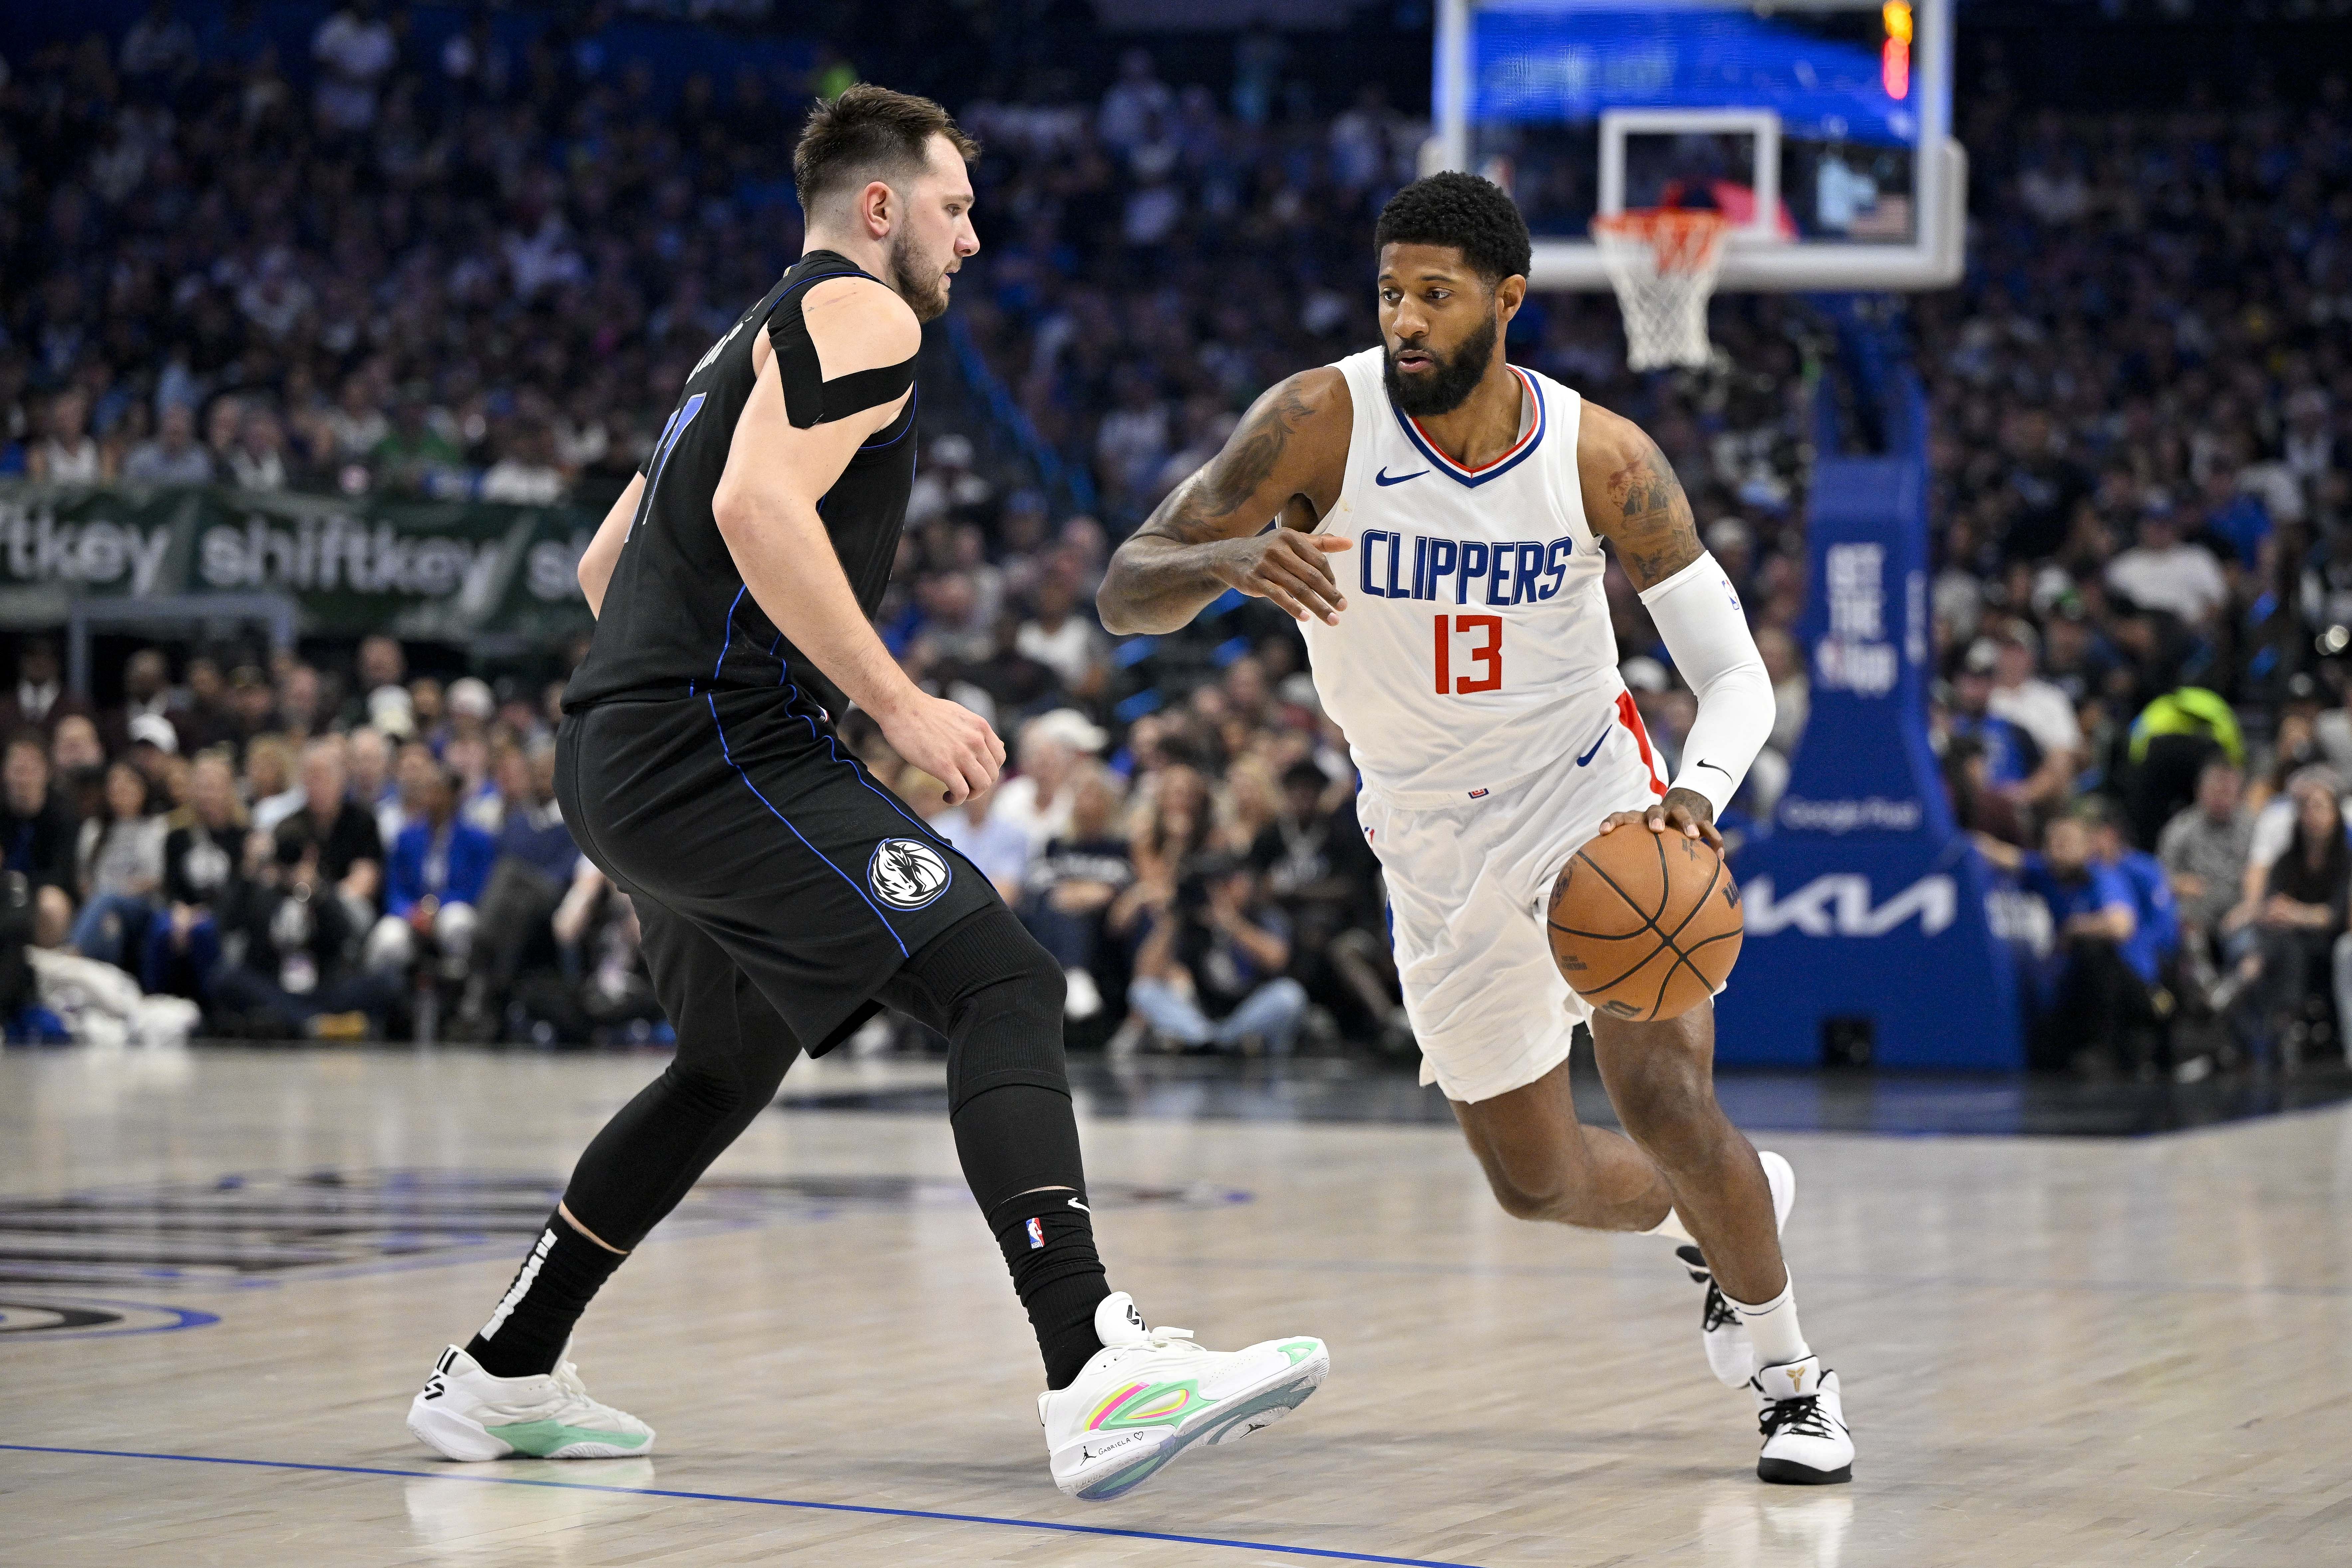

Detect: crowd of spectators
0,625,1391,1058
1921,64,2352,1075
0,625,673,1044
10,9,2352,1070
0,632,660,1045
0,2,801,506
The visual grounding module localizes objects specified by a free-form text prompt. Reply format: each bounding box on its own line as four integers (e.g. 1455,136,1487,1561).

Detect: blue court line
0,1444,1482,1567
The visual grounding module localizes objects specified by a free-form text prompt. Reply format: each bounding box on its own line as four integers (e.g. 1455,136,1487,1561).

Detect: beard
1382,313,1498,417
888,230,951,323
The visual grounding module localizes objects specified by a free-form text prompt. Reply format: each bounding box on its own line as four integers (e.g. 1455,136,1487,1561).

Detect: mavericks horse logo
867,838,951,911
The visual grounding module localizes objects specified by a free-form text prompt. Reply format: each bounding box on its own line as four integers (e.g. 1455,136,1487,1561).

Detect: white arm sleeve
1636,550,1774,817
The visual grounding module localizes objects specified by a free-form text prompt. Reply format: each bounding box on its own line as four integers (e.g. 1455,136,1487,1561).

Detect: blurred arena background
3,0,2351,1115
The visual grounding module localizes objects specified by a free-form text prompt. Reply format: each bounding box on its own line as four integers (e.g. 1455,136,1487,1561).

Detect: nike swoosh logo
1575,726,1611,767
1067,1198,1091,1213
1695,761,1732,779
1374,467,1428,486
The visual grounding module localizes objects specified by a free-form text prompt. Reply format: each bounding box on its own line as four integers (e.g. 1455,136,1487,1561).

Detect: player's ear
1494,273,1527,325
859,178,893,238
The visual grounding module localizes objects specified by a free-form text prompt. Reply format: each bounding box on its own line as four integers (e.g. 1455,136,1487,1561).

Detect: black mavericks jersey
565,250,917,718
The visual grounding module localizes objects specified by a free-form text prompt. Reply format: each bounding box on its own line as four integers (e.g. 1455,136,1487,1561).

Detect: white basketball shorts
1357,692,1667,1105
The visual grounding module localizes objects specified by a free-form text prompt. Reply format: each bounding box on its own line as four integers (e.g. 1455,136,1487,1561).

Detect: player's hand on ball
879,690,1004,804
1209,530,1351,625
1596,787,1722,850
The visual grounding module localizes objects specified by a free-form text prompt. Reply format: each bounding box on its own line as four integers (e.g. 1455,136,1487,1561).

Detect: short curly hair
1373,172,1532,286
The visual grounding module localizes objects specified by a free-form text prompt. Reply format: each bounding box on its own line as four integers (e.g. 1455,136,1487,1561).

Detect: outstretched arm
1580,404,1774,846
1096,369,1355,634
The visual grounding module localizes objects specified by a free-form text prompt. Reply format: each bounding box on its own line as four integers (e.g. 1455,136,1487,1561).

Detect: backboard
1430,0,1963,291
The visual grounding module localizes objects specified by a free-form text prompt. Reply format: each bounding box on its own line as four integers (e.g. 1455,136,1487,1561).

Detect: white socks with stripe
1722,1278,1810,1370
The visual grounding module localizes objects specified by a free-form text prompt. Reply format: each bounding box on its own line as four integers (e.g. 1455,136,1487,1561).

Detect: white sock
1723,1279,1811,1369
1640,1206,1694,1245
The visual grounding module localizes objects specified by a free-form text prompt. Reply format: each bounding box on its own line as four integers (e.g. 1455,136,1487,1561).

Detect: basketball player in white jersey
1097,173,1852,1484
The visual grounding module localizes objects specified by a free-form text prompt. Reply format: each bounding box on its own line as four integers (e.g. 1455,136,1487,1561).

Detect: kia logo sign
1744,874,1957,938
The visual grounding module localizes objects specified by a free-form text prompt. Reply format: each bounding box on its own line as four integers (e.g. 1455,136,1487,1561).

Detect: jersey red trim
1616,690,1670,798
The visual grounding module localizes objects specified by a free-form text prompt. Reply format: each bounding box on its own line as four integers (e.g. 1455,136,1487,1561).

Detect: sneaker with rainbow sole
1039,1293,1328,1501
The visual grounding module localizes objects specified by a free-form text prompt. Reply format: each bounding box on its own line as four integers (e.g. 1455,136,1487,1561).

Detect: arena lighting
2319,623,2351,656
1883,1,1913,100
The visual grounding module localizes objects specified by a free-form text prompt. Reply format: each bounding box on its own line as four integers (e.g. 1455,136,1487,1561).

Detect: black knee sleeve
660,1057,751,1120
905,908,1069,1114
563,1039,794,1251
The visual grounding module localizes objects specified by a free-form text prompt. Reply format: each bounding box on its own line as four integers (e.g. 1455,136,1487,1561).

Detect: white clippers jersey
1300,346,1625,800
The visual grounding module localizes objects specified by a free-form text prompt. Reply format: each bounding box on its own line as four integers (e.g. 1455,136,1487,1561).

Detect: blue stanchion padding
1718,835,2020,1068
1718,341,2022,1070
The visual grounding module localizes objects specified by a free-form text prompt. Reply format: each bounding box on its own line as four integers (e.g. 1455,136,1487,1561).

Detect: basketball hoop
1591,209,1731,372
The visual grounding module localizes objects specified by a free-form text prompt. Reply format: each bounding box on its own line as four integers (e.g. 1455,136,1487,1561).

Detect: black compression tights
556,903,804,1250
555,904,1108,1383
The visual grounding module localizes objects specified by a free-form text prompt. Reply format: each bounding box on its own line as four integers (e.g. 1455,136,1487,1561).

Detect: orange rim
1591,210,1730,274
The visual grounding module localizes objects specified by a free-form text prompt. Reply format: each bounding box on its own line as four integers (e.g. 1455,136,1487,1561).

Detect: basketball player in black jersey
403,86,1326,1503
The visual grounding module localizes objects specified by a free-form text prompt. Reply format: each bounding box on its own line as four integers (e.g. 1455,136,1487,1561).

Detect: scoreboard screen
1450,0,1948,259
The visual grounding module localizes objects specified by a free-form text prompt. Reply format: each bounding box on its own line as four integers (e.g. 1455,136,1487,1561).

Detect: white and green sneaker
406,1344,654,1461
1039,1292,1328,1502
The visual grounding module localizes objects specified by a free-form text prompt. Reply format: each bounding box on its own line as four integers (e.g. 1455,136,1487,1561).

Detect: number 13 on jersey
1433,613,1502,695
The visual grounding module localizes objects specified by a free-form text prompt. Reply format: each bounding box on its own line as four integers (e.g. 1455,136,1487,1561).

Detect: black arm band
766,306,917,430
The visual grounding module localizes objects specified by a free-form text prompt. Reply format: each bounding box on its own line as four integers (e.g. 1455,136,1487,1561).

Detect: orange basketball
1547,826,1743,1023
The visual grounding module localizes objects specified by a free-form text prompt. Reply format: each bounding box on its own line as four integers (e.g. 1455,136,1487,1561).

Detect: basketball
1547,826,1743,1023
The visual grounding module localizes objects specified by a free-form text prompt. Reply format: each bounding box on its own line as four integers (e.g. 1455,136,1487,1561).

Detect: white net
1591,210,1731,372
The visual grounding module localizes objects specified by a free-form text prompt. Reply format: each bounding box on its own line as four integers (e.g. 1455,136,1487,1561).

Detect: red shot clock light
1882,1,1913,100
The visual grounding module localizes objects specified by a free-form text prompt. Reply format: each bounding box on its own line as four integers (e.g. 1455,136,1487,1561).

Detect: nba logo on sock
1025,1217,1045,1250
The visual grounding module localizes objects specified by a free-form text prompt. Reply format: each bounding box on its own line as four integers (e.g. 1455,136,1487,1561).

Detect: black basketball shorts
556,689,1003,1054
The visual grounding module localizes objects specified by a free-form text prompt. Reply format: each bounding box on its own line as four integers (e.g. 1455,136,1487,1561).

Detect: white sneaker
407,1344,655,1461
1676,1150,1797,1388
1038,1292,1329,1501
1752,1355,1853,1484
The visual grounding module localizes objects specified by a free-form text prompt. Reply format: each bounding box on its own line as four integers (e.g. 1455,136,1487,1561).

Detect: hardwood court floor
3,1047,2349,1568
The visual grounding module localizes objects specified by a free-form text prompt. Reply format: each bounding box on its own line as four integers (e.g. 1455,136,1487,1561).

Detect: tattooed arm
1578,402,1703,591
1096,368,1354,635
1579,403,1773,847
